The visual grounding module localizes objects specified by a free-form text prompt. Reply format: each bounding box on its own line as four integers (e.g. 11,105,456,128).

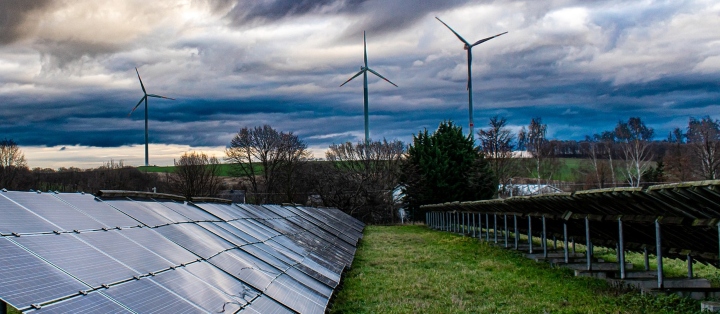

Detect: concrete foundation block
562,262,632,271
702,301,720,312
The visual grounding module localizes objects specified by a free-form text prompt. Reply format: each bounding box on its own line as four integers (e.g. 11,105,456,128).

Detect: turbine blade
471,31,508,47
135,67,147,94
367,68,398,87
128,96,146,116
435,17,469,45
147,94,175,100
340,70,365,87
363,31,368,68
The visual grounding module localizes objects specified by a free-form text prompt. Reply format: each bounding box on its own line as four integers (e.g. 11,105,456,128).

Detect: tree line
2,114,719,223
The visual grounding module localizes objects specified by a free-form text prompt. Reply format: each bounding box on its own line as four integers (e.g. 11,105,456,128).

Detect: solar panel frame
0,193,59,235
26,291,131,314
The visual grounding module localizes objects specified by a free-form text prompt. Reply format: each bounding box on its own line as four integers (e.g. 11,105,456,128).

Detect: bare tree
316,139,405,223
519,118,557,188
477,116,516,197
687,116,720,180
663,128,694,182
598,131,618,186
0,139,28,189
225,125,309,204
170,151,223,199
615,117,654,187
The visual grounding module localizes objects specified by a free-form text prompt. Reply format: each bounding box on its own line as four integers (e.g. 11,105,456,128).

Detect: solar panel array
0,190,364,313
422,180,720,266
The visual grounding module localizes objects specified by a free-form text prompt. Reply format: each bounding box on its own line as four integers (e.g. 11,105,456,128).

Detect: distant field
517,157,584,182
137,164,257,177
330,225,700,313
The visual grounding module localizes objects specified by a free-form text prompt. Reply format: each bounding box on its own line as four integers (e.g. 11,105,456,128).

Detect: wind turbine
436,17,507,137
128,67,174,167
340,31,397,144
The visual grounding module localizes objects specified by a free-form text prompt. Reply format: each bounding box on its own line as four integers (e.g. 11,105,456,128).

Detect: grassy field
137,164,253,176
330,225,702,314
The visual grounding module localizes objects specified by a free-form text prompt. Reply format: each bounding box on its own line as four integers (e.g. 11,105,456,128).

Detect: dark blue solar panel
2,192,104,232
103,278,203,313
102,199,174,227
0,193,58,235
53,194,139,228
211,222,260,243
183,262,259,302
77,230,174,274
119,227,198,265
228,220,275,241
154,223,234,259
239,295,294,314
0,238,88,309
152,268,244,313
29,291,131,313
15,233,138,287
240,244,291,271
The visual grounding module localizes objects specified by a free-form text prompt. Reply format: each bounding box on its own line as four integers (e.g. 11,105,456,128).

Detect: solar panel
102,278,203,313
208,249,278,290
128,199,193,223
118,227,199,265
2,192,104,231
264,274,327,314
27,291,130,314
77,230,174,274
182,261,260,302
191,202,236,220
152,267,245,313
0,238,88,310
161,201,221,222
154,223,234,259
239,295,294,314
52,194,139,228
0,191,365,314
196,221,251,247
102,199,174,227
15,233,139,287
0,193,59,235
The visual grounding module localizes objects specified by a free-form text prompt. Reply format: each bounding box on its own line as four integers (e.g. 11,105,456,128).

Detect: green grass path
329,225,700,314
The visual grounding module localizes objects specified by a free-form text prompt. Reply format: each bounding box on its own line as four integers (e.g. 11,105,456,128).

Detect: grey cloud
0,0,54,44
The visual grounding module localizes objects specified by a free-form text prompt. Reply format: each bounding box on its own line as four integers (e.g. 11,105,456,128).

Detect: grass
330,225,703,314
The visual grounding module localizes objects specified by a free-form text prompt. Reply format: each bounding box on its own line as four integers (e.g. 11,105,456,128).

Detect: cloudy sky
1,0,719,168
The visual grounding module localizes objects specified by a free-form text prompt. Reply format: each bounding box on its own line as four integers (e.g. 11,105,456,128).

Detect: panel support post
687,254,693,279
528,216,533,254
563,220,569,263
486,214,490,242
585,216,592,271
644,247,650,271
504,214,509,248
461,212,465,235
479,213,483,239
472,212,476,238
542,215,547,258
494,214,498,243
717,222,720,268
572,237,576,254
656,218,664,289
618,218,626,279
514,214,519,250
1,300,6,314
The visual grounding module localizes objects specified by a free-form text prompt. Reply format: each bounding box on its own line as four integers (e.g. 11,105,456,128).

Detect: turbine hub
463,44,469,50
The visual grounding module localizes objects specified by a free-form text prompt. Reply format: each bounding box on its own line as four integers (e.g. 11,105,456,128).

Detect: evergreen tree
401,121,496,220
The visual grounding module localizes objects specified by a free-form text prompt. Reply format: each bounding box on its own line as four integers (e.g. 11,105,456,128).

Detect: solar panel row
422,180,720,265
0,190,364,313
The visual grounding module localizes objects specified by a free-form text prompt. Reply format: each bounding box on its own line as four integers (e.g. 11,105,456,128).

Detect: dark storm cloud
0,0,54,44
217,0,476,36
